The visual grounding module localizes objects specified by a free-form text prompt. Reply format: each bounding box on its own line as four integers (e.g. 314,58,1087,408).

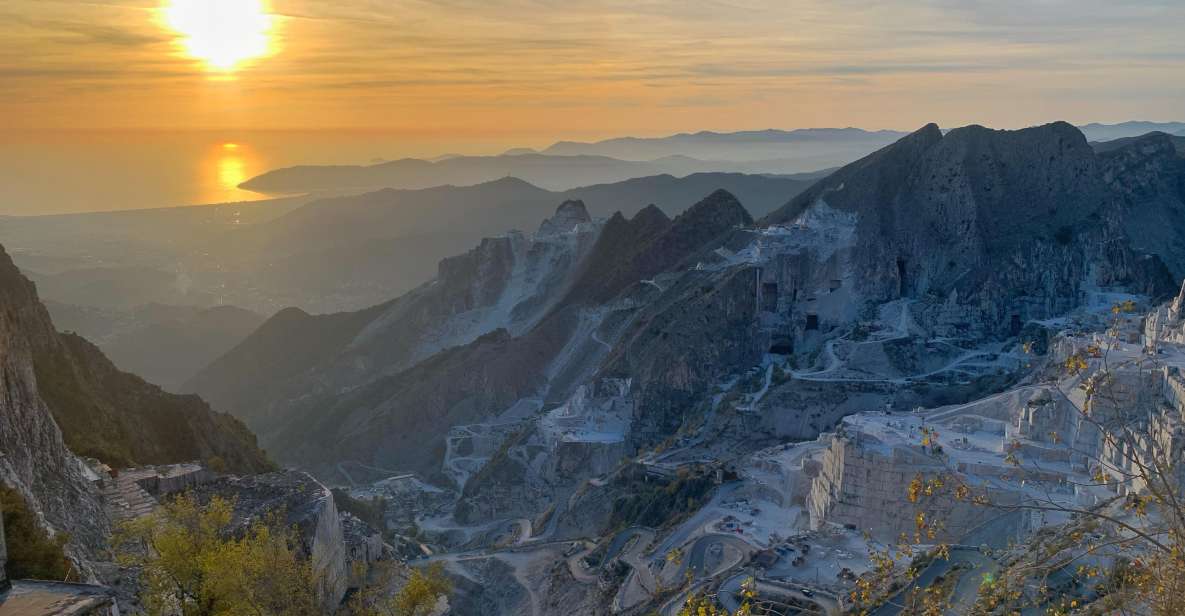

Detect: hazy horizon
4,118,1183,216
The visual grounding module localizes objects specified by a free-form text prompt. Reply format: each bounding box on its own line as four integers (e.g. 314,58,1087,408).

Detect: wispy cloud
1,0,1182,132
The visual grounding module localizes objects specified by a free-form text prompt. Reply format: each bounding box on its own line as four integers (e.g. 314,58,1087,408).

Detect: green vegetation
332,488,388,531
349,561,453,616
33,333,274,473
115,494,317,616
609,468,715,530
0,483,75,581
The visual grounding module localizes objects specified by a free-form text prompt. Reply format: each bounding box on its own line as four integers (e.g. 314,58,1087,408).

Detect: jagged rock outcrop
762,122,1177,337
537,199,592,236
1098,131,1185,280
186,201,603,446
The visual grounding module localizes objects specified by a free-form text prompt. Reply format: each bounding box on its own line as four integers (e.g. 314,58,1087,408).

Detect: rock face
188,122,1185,529
0,241,278,580
1098,131,1185,280
763,122,1176,338
807,432,997,542
190,471,352,611
0,244,273,474
0,245,108,570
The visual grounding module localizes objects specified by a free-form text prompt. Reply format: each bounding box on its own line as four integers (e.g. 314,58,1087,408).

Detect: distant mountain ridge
0,243,273,473
187,121,1185,496
240,123,1182,197
2,172,815,315
541,127,908,159
1078,121,1185,142
240,151,830,194
44,301,266,391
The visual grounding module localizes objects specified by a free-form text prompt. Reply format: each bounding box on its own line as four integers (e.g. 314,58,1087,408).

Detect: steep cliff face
1099,131,1185,280
0,245,107,570
763,122,1177,336
0,243,272,475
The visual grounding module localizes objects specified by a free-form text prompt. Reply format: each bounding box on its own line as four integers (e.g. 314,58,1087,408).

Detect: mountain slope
0,244,273,473
764,122,1176,325
45,302,265,391
190,122,1185,501
0,244,108,568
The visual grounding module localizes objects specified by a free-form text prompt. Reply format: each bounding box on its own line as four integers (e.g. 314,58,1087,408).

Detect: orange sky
3,0,1183,139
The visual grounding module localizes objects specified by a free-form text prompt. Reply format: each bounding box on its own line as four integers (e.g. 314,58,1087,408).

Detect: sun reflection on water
201,141,263,205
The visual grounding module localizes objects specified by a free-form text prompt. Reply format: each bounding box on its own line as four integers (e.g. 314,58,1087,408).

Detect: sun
162,0,276,72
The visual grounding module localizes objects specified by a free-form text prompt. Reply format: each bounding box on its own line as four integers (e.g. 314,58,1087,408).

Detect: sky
2,0,1184,140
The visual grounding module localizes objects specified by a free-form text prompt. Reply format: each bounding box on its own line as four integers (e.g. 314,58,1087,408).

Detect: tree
350,561,452,616
115,493,317,616
0,483,75,581
854,300,1185,615
674,578,754,616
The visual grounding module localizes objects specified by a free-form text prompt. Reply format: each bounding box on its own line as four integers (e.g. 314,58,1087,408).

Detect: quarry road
737,362,776,411
926,384,1045,422
680,533,753,580
513,518,532,545
719,573,840,615
610,527,658,612
591,328,613,351
794,346,999,385
566,541,600,583
335,460,414,487
654,482,744,556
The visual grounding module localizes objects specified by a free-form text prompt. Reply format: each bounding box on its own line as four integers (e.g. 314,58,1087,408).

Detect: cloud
1,0,1182,131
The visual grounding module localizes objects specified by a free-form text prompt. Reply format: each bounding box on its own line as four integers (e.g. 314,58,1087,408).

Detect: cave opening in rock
769,338,795,355
761,282,779,312
896,257,908,296
806,313,819,331
1010,313,1022,335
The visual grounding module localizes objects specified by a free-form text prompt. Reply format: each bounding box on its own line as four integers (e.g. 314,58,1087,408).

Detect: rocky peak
764,123,943,225
537,199,592,236
758,121,1180,331
633,203,672,228
677,189,753,230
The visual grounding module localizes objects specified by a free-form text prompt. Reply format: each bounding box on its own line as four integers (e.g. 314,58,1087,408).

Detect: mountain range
185,123,1185,512
238,123,1185,197
2,172,815,315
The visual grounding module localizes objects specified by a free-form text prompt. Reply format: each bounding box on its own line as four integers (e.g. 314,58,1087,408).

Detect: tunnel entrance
1010,314,1022,335
805,314,819,331
769,338,795,355
761,282,779,312
896,257,908,296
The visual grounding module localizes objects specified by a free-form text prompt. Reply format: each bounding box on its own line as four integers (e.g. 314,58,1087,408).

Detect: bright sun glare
162,0,275,72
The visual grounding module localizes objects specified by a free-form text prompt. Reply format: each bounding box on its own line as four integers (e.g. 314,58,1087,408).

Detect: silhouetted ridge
0,242,272,473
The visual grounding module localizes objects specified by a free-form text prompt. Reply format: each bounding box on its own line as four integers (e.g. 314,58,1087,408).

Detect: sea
0,130,523,216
